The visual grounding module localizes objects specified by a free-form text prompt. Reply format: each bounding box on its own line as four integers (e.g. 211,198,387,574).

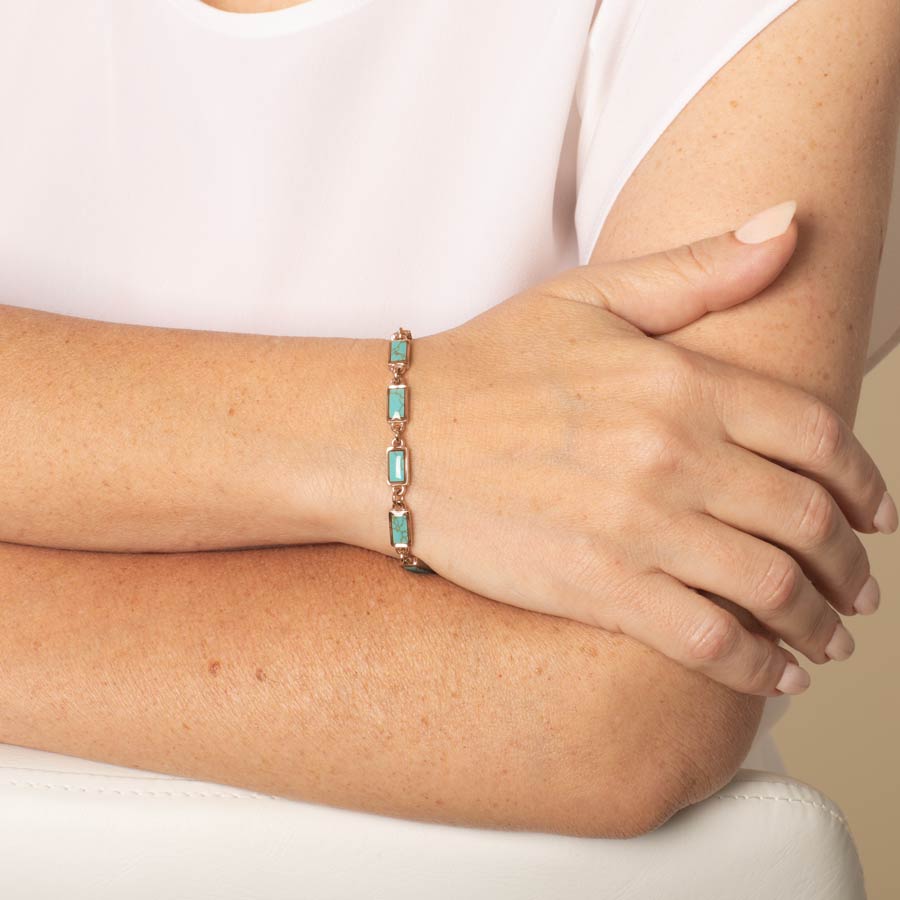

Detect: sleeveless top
0,0,896,364
5,0,894,769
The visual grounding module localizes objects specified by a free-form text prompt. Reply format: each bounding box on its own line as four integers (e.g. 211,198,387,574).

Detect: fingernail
874,491,899,534
824,622,855,661
776,662,811,695
734,200,798,244
853,575,881,615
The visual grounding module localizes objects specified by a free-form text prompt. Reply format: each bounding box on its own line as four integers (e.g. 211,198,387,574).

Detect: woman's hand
348,203,893,697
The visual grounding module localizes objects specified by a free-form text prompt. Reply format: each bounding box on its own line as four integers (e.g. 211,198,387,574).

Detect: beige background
774,330,899,895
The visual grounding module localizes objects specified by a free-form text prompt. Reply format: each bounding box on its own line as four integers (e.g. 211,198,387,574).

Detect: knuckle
657,343,703,385
662,244,714,286
629,423,689,478
794,483,838,548
754,553,800,616
641,343,711,411
803,399,844,468
657,350,712,413
684,241,716,279
684,610,740,664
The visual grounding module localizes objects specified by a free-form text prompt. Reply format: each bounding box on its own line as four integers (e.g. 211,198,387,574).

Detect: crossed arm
1,0,897,837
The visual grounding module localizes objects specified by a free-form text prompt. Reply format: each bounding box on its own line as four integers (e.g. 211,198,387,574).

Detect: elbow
600,756,736,839
556,749,716,840
537,645,765,840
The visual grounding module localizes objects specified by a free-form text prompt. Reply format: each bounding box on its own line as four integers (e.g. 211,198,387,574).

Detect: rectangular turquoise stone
387,384,407,421
387,447,407,484
389,509,410,547
389,339,409,363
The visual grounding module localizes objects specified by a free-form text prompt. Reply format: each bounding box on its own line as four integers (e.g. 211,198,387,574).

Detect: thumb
569,200,798,335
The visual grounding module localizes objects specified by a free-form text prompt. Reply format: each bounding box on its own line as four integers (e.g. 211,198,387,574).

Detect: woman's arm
590,0,900,428
0,237,800,557
0,307,378,551
6,0,895,842
0,538,760,839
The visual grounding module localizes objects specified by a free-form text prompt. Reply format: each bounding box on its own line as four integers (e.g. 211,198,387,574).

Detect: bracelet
386,327,435,574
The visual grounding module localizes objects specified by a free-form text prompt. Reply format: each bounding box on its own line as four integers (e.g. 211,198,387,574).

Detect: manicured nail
874,491,899,534
853,576,881,615
734,200,798,244
824,623,855,661
776,662,811,695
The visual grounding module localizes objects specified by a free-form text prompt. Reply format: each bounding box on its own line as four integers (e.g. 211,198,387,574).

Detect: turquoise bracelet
386,328,434,574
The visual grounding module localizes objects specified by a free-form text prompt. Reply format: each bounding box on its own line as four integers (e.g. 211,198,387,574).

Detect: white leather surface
0,743,866,899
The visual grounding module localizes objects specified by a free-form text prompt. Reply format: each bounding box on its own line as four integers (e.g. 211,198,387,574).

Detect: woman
0,0,897,838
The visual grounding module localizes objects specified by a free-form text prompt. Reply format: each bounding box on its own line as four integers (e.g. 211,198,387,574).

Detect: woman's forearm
0,538,761,838
0,304,382,551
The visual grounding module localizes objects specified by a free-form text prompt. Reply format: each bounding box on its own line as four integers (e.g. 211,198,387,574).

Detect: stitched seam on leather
716,793,848,828
717,792,866,888
0,780,855,833
1,779,273,800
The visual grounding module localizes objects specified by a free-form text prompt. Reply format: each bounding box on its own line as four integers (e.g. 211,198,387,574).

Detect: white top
6,0,891,767
0,0,897,363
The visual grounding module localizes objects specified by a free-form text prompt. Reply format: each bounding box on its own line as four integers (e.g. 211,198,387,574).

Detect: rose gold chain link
386,328,434,573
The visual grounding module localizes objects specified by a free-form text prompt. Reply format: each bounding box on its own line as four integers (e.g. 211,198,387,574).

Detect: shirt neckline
165,0,376,38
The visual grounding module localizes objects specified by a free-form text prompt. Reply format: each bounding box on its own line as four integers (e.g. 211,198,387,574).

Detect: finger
655,513,852,666
557,200,798,334
701,443,873,616
618,570,807,696
700,595,802,665
711,363,888,533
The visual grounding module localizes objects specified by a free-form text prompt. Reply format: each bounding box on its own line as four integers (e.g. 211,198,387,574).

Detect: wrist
313,337,391,551
319,331,446,565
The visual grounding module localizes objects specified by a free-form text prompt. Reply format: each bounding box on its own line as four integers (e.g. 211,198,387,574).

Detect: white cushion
0,742,865,899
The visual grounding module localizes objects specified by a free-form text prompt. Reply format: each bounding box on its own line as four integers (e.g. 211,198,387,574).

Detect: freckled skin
0,0,893,841
599,0,899,425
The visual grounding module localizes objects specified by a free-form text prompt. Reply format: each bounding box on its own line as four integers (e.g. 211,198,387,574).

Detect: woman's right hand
347,202,894,696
